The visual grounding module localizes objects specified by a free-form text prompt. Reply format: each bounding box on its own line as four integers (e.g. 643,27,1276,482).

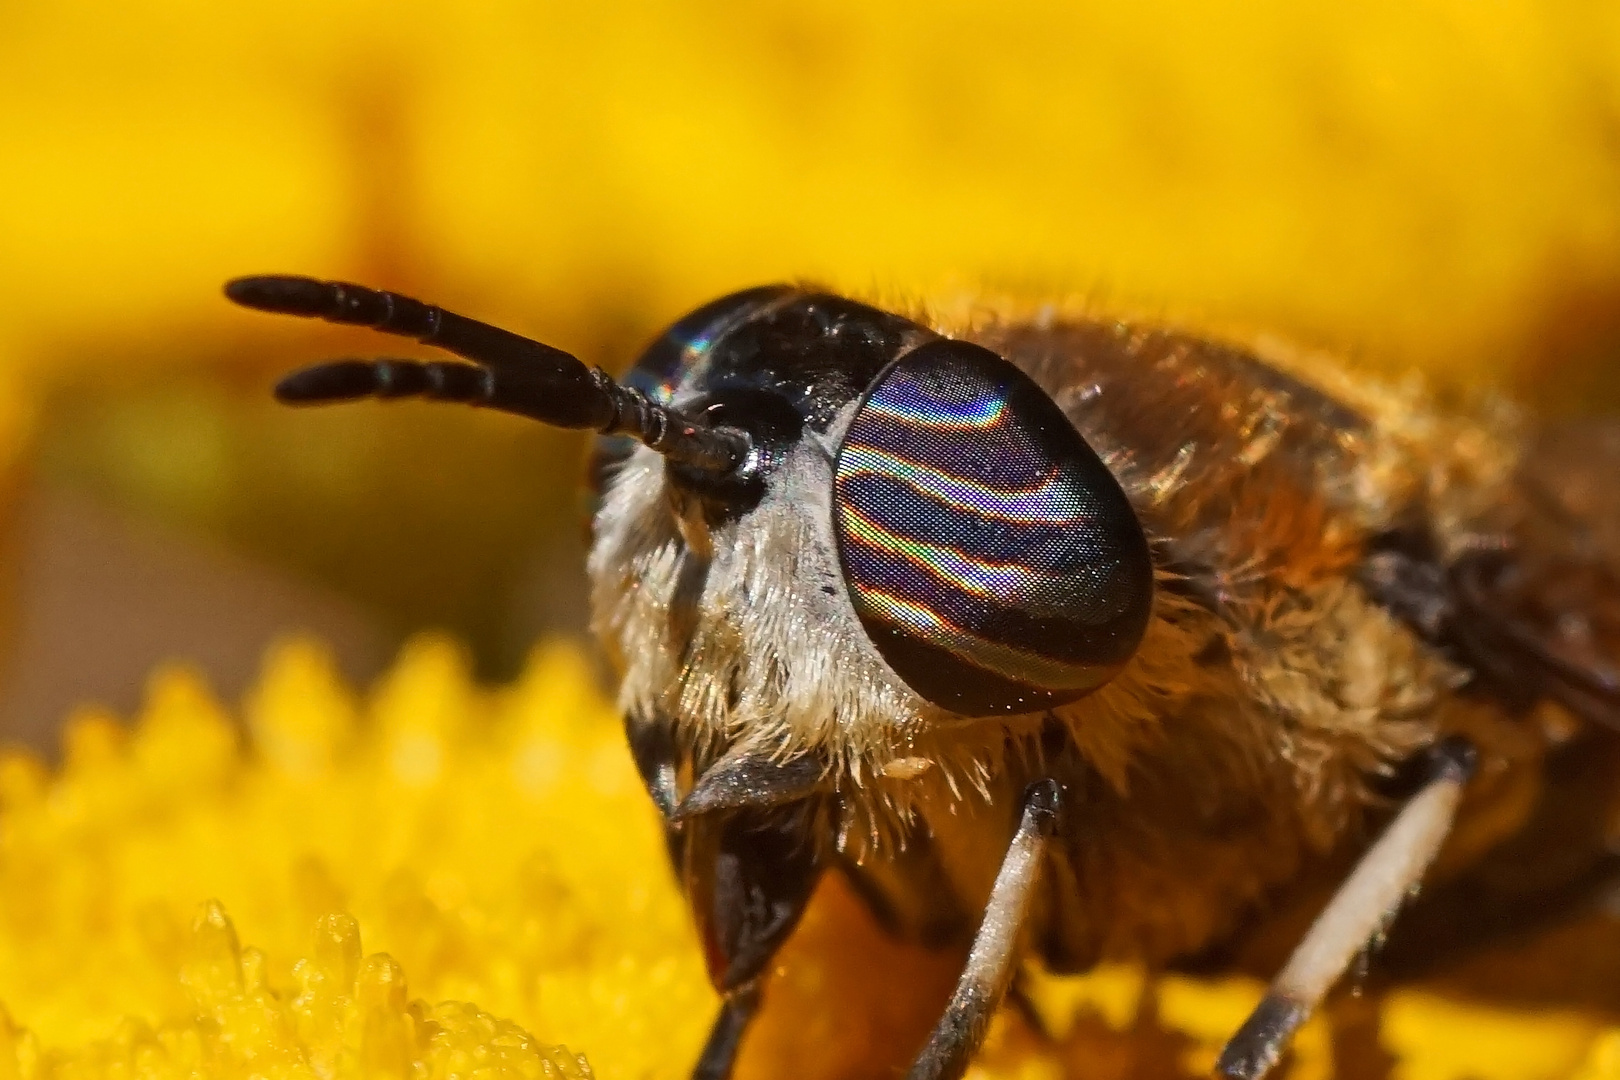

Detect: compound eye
833,340,1153,716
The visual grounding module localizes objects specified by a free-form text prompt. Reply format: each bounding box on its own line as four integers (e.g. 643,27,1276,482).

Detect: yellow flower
0,634,1615,1079
0,636,710,1079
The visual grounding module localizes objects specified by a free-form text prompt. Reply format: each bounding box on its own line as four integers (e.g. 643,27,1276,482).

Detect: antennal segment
227,275,750,475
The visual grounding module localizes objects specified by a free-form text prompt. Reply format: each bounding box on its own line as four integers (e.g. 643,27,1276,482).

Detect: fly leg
908,778,1063,1080
623,717,830,1080
682,803,824,1080
663,741,831,1080
692,983,761,1080
1216,736,1478,1080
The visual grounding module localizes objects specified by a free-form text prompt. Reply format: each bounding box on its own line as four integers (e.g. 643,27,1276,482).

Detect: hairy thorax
589,310,1553,965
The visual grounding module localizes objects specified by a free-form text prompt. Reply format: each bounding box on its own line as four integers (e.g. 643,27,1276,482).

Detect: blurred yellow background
7,1,1620,383
2,3,1620,1075
4,0,1620,726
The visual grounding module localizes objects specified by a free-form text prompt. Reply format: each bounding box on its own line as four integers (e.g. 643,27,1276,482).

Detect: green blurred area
35,367,599,681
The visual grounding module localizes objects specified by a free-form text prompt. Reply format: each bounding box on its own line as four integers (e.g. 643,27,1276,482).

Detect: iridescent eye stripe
833,340,1154,716
842,473,1100,568
839,502,1123,623
838,445,1094,525
858,390,1011,429
840,540,1121,664
850,588,1116,691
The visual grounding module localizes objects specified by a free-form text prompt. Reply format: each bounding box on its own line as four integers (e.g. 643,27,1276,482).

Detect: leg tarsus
1215,993,1308,1080
691,983,760,1080
1216,736,1476,1080
908,779,1063,1080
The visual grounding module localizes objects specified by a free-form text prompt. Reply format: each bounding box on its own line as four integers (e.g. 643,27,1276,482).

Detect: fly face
588,287,1154,773
589,288,936,773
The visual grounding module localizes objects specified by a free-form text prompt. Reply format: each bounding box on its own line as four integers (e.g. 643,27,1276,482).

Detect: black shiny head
235,276,1155,717
596,287,924,508
602,289,1155,716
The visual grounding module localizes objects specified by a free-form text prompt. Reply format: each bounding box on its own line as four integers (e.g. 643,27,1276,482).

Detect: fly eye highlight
832,339,1154,716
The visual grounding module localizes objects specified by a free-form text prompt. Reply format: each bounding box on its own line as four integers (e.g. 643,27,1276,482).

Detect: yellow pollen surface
0,635,1614,1080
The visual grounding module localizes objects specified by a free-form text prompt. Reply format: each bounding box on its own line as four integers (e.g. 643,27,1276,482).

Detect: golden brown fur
589,305,1602,971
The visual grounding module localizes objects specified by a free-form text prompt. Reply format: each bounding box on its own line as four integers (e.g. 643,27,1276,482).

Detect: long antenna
225,275,751,475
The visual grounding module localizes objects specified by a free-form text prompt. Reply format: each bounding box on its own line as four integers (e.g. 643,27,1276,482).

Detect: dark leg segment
675,745,826,820
682,801,825,1080
692,983,761,1080
625,711,682,820
907,779,1063,1080
687,806,824,992
1216,737,1477,1080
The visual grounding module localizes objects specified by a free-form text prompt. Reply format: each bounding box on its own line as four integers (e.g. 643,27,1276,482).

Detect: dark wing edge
1450,419,1620,731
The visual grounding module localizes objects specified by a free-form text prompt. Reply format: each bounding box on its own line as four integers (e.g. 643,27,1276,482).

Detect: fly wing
1452,419,1620,729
